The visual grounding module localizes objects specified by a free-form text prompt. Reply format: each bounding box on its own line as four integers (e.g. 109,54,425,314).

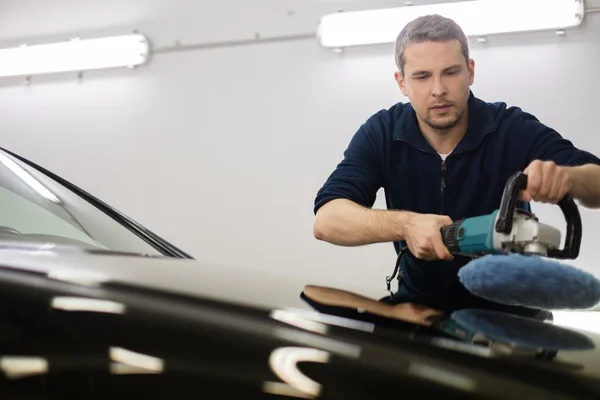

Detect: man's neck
417,110,469,155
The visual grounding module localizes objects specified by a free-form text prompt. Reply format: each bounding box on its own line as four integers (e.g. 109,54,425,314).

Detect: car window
0,186,103,247
0,151,166,256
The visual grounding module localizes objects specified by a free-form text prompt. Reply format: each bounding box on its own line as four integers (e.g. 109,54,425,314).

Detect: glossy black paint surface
0,252,598,400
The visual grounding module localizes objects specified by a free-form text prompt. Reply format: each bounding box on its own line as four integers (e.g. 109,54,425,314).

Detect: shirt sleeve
314,118,385,214
514,111,600,167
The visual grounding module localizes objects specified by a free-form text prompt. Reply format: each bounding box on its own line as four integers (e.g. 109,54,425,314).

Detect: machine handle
548,194,581,259
495,171,582,259
495,171,528,234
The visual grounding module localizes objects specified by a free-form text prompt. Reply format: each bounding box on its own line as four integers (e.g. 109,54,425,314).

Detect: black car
0,147,598,399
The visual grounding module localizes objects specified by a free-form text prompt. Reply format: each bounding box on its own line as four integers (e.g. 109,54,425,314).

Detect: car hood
0,242,311,311
1,242,600,384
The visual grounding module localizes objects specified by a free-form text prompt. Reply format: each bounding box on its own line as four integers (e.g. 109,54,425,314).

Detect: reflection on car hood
1,241,600,383
0,242,310,311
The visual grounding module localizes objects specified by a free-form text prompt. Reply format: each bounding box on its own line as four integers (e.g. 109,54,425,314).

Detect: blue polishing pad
458,254,600,310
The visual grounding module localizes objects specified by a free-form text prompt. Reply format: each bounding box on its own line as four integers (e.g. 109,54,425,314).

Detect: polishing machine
440,171,582,259
385,171,582,293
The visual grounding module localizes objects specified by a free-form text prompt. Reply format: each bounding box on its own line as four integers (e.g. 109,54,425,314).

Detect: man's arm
313,116,405,246
564,164,600,208
512,110,600,208
314,199,411,246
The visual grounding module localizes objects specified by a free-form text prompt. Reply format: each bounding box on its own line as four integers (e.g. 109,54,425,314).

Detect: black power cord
385,246,409,296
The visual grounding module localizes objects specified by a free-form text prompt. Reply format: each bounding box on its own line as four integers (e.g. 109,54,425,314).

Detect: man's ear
394,71,408,97
468,59,475,85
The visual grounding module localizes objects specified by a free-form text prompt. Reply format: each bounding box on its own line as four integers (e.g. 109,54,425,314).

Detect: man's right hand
404,213,454,261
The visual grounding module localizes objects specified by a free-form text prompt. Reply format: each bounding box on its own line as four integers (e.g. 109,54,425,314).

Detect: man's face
395,40,475,132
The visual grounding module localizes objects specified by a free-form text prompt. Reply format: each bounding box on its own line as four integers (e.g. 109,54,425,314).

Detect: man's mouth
431,104,452,112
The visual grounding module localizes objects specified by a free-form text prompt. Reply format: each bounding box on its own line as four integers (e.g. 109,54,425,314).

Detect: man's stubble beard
423,109,463,134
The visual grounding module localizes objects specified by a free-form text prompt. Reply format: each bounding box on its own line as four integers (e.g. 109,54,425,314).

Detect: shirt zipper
393,124,496,215
440,159,447,214
392,138,450,214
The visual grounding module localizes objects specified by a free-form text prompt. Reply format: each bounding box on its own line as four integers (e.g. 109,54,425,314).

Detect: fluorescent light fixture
0,34,150,78
317,0,585,48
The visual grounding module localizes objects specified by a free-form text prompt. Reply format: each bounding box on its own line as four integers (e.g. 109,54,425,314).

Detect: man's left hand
519,160,571,203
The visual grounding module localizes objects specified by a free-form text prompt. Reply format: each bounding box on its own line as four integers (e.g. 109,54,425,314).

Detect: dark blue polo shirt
314,91,600,315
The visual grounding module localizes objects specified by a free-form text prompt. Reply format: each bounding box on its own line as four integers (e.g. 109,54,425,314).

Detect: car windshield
0,150,166,256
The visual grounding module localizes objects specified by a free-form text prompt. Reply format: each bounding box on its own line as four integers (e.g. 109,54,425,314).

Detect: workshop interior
1,0,600,398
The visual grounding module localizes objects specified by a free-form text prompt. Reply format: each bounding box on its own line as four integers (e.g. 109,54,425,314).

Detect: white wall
1,0,600,301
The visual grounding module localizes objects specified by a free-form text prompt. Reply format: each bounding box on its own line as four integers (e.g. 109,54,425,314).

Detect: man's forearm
313,199,410,246
565,164,600,208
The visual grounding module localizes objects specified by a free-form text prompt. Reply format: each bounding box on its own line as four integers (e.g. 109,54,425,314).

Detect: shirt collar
393,91,498,154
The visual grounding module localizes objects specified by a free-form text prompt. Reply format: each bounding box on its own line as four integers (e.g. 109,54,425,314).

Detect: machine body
441,209,562,257
440,172,582,260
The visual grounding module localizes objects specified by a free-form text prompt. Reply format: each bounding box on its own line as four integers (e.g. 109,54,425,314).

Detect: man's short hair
395,14,470,75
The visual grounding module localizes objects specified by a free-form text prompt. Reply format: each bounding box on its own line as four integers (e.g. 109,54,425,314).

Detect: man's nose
431,77,447,97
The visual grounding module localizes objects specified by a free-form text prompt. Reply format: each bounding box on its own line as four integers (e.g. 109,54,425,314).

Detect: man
312,14,600,317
